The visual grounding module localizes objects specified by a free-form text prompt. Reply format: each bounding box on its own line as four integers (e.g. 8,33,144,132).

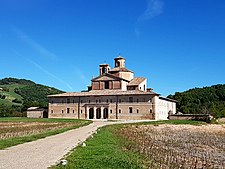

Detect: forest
168,84,225,118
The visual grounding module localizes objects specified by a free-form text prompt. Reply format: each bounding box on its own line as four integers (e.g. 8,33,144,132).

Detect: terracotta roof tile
127,77,146,86
48,89,159,97
109,67,133,73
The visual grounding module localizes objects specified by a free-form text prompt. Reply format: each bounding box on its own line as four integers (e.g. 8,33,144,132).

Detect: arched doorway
103,108,108,119
89,108,94,119
96,108,101,119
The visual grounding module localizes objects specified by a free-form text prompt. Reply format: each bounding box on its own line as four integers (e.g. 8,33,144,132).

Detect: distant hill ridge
0,77,35,85
168,84,225,118
0,77,64,116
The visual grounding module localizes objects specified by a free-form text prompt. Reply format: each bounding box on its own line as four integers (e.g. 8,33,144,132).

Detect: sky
0,0,225,96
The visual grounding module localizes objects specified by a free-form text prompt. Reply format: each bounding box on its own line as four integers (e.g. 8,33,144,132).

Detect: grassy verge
53,125,146,169
52,120,208,169
0,117,91,149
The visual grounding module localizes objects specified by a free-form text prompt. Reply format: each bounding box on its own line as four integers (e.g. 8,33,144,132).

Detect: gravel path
0,120,152,169
0,121,114,169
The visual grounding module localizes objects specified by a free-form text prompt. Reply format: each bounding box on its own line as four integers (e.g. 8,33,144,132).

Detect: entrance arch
96,108,101,119
89,108,94,119
103,108,108,119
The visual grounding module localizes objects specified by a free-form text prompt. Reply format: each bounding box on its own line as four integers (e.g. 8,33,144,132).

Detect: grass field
52,120,225,169
0,84,24,105
0,117,91,149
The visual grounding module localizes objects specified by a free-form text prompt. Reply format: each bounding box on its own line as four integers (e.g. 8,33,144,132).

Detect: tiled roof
91,73,129,82
48,89,159,97
159,96,177,102
127,77,146,86
109,67,133,73
114,55,125,60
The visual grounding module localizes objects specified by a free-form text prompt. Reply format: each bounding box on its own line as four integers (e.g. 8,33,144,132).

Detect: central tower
114,56,125,68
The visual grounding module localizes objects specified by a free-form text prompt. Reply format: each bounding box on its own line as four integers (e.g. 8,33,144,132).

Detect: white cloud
27,59,74,91
12,26,57,60
138,0,164,21
135,0,164,37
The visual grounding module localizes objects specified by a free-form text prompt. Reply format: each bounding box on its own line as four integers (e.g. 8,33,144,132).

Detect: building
48,56,176,120
27,107,48,118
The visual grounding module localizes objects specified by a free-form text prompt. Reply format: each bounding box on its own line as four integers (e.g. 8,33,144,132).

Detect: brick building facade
48,56,176,120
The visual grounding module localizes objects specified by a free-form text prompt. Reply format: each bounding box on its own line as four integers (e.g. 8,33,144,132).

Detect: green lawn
53,125,146,169
0,117,92,149
52,120,206,169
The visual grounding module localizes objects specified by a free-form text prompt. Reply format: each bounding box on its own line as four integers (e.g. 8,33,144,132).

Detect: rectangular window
81,100,83,103
110,110,112,113
67,108,70,114
73,110,75,114
67,99,70,104
150,109,153,113
99,100,101,103
51,100,53,104
106,99,108,103
51,110,53,114
89,100,90,103
73,100,75,104
129,97,133,103
62,100,64,104
137,99,139,103
96,100,98,103
119,99,121,103
110,99,112,103
105,81,109,89
62,110,64,114
119,109,121,113
137,109,139,113
129,107,133,113
81,110,82,114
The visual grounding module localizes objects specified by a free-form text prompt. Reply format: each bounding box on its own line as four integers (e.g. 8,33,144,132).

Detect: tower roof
114,55,125,60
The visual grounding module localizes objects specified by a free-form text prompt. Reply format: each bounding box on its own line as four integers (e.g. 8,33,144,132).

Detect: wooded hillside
0,78,64,116
168,84,225,118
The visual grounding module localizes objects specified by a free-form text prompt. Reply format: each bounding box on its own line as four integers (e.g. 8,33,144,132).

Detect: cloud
12,26,57,60
135,0,164,37
138,0,164,22
27,59,74,91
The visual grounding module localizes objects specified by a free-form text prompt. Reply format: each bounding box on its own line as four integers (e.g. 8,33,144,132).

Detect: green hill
168,84,225,118
0,78,64,117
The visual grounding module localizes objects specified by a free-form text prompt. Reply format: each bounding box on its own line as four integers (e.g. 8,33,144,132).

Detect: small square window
129,97,133,103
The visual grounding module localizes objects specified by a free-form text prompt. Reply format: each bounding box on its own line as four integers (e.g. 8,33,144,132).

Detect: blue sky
0,0,225,96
